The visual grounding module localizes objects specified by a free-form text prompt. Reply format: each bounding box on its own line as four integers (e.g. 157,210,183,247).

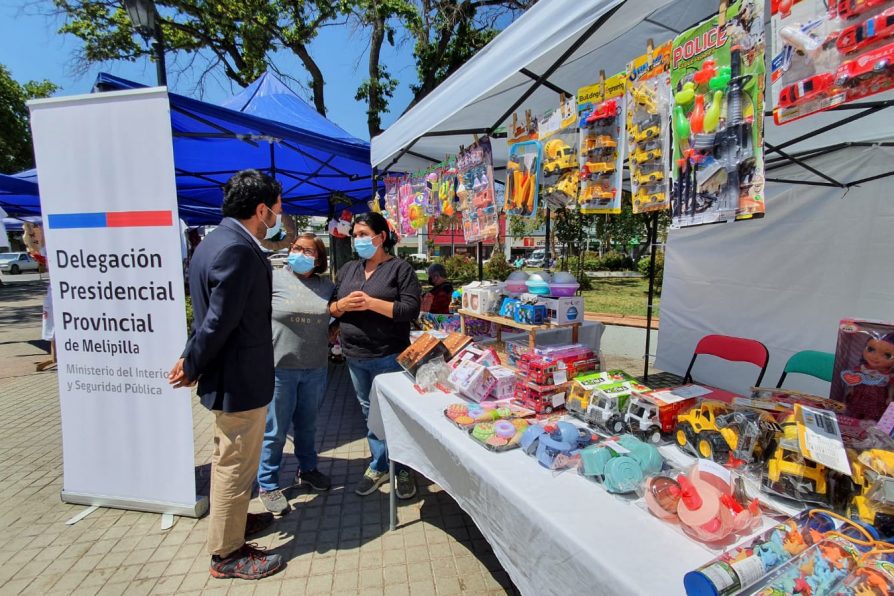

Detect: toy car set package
831,319,894,424
396,176,418,237
537,97,581,208
625,41,673,214
565,370,655,436
670,0,766,228
456,136,498,243
770,0,894,125
575,72,627,214
505,138,542,217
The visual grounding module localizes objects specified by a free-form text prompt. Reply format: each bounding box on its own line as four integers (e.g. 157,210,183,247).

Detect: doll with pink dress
835,327,894,420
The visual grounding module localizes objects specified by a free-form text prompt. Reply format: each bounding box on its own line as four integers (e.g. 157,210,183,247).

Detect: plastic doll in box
842,331,894,422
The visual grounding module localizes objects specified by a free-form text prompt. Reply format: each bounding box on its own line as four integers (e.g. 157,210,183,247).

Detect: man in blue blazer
169,170,285,580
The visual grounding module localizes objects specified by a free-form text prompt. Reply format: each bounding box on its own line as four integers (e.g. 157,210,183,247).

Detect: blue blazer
182,218,274,412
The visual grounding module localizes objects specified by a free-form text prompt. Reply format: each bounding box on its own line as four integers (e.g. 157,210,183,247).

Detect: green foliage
483,250,513,281
507,210,545,238
53,0,533,137
596,251,635,271
435,254,477,284
637,251,665,294
0,64,58,173
184,293,193,331
405,255,428,269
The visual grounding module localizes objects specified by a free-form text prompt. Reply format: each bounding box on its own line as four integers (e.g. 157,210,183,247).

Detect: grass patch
582,277,660,317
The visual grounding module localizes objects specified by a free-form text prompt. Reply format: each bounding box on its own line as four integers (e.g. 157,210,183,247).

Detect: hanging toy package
425,170,441,218
576,72,627,215
505,140,542,217
626,41,672,214
383,175,401,229
537,96,580,209
770,0,894,125
407,172,431,233
670,0,766,228
456,136,498,243
397,176,418,237
438,160,457,217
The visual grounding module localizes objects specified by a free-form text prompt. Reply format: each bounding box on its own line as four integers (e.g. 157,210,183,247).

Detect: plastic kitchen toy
469,418,530,451
579,434,664,493
520,421,599,469
670,0,766,228
538,97,580,208
576,71,627,214
626,40,673,214
674,401,779,466
456,137,498,243
770,0,894,124
643,462,762,544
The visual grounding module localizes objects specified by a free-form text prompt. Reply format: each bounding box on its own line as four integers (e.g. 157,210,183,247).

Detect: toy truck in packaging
513,380,570,415
624,390,698,444
674,401,779,465
566,370,633,416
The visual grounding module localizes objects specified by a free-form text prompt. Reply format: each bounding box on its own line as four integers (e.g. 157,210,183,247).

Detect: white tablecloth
368,372,720,596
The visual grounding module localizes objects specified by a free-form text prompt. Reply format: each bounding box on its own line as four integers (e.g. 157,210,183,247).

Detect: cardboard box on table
537,296,584,325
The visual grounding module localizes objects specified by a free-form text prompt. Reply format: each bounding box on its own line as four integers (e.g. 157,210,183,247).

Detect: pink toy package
831,319,894,423
448,360,497,403
489,366,519,401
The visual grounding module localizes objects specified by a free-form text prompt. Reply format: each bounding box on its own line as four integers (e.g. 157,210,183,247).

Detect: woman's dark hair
352,212,396,250
292,233,328,274
221,170,282,219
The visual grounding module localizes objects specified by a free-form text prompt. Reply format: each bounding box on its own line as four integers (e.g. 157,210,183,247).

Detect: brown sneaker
209,543,284,580
244,512,274,538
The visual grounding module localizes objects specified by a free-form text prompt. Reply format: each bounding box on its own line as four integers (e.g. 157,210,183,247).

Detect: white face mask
262,207,282,240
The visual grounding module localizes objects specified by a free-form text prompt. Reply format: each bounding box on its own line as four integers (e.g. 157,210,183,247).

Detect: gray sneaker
395,469,417,500
258,489,290,515
354,468,389,496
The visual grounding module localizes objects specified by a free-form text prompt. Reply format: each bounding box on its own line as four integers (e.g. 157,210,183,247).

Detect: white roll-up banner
29,88,205,516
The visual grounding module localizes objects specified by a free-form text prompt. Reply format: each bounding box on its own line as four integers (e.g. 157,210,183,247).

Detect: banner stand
61,492,209,518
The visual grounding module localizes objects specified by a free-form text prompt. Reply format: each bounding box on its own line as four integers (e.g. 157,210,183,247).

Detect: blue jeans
346,354,405,475
257,366,328,492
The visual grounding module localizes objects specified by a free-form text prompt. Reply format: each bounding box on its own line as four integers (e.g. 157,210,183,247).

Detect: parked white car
0,252,40,274
268,251,289,267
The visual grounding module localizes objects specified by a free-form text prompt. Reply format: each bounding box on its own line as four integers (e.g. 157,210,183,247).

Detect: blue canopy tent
0,171,42,217
3,73,378,225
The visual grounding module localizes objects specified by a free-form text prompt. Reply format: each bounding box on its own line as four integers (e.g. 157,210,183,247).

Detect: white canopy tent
371,0,894,394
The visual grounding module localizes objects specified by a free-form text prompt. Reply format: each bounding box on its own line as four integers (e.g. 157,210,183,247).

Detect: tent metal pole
270,143,276,178
519,68,571,97
846,169,894,187
544,206,551,268
643,212,659,382
763,141,844,187
278,140,355,178
488,1,626,135
406,149,442,164
764,178,842,187
478,242,484,281
768,103,890,154
169,106,259,147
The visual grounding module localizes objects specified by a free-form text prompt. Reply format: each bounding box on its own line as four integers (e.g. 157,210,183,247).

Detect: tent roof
221,71,364,147
4,73,378,224
372,0,894,187
0,171,41,217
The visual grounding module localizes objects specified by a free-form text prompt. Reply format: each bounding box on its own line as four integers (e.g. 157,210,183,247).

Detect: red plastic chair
682,334,769,387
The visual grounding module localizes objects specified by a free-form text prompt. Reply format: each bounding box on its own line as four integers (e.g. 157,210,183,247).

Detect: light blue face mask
353,236,378,259
262,207,282,240
287,252,315,274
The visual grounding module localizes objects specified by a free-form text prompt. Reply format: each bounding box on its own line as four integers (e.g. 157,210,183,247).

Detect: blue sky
0,0,418,141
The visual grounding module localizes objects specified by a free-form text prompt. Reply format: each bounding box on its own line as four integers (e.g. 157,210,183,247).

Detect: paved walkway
0,279,515,596
0,278,659,595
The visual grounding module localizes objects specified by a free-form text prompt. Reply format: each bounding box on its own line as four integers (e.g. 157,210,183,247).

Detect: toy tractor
542,139,578,175
674,401,778,465
761,417,850,508
848,449,894,538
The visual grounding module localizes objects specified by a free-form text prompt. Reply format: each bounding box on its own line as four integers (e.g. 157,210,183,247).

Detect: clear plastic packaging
579,434,665,494
415,357,451,393
519,420,599,469
673,401,779,468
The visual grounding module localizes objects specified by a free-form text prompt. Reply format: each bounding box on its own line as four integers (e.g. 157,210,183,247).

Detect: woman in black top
330,212,421,499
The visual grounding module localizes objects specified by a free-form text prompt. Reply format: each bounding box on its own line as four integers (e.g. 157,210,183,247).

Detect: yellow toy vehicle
633,115,662,143
632,146,662,165
583,135,617,153
629,84,657,113
581,184,615,203
674,401,777,464
542,139,578,175
633,187,666,207
544,171,579,199
583,161,616,176
849,449,894,537
634,168,664,186
761,416,849,507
